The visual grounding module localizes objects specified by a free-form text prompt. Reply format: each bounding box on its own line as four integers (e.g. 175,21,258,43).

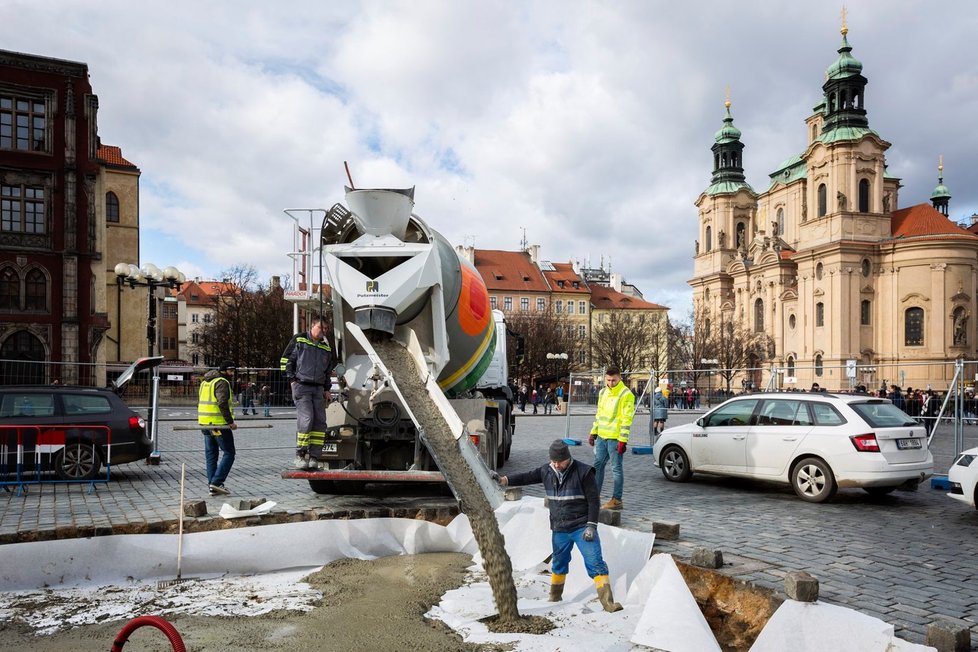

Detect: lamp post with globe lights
114,262,185,464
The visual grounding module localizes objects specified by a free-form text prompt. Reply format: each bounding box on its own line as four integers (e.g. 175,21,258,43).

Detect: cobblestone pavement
2,404,976,647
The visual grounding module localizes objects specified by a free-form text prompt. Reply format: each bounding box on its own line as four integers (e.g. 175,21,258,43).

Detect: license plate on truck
897,438,921,450
324,442,338,453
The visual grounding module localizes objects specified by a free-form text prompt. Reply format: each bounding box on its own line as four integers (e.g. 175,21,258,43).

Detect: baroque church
689,23,978,391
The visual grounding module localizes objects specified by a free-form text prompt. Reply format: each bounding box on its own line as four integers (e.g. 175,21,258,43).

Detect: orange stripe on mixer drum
459,265,490,336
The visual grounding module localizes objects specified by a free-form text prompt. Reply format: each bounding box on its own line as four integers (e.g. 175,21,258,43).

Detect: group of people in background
515,383,563,415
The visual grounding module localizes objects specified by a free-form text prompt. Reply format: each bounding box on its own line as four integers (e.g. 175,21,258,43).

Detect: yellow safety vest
198,377,232,426
591,381,635,442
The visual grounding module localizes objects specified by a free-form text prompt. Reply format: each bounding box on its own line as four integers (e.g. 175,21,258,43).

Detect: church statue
882,191,891,213
694,240,700,255
837,191,847,211
718,230,726,247
954,311,968,346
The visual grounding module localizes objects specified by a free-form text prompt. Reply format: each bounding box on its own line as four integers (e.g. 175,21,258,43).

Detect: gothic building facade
689,26,978,391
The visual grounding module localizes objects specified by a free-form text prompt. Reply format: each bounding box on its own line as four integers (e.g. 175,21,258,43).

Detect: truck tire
333,480,367,494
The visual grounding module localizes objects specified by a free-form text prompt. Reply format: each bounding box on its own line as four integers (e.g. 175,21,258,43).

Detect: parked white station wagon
947,447,978,509
653,392,933,503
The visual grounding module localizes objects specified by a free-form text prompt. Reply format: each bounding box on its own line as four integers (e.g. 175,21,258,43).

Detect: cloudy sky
7,1,978,318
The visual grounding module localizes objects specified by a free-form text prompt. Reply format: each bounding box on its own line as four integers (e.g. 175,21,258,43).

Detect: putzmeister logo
366,281,379,292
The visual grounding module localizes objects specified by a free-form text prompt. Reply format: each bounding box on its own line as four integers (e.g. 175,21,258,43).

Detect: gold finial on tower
725,85,731,109
840,5,848,35
938,154,944,176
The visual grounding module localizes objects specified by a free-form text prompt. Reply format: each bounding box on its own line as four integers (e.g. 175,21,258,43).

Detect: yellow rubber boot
549,573,566,602
594,575,623,612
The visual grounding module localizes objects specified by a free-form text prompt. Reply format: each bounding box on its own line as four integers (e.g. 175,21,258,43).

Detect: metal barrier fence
0,424,111,495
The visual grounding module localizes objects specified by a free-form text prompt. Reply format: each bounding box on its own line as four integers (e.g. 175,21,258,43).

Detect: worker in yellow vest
588,365,635,510
198,360,237,496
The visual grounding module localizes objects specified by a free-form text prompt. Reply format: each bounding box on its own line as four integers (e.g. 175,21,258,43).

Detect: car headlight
954,454,976,467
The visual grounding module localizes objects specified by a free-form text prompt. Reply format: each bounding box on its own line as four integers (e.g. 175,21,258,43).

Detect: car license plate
324,442,338,453
897,438,921,450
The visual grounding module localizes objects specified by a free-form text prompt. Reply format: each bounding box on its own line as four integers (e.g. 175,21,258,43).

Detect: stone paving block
651,521,680,540
183,500,207,517
690,547,723,569
784,570,819,602
924,618,971,652
597,509,621,526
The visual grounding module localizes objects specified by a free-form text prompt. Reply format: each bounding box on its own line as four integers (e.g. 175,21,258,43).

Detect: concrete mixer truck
281,186,516,496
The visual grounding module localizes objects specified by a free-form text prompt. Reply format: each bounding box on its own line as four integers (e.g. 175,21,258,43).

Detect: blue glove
583,523,597,542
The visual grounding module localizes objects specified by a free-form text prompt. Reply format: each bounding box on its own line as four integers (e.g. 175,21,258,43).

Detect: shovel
158,463,196,588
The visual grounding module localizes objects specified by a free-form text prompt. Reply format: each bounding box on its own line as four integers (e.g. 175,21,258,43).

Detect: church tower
931,156,951,216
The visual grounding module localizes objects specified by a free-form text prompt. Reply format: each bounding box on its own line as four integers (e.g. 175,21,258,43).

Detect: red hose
111,615,186,652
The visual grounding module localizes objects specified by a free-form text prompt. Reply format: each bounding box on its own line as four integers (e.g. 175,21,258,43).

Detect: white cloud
5,0,977,317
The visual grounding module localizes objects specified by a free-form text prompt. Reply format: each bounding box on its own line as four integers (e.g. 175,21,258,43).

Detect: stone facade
689,27,978,391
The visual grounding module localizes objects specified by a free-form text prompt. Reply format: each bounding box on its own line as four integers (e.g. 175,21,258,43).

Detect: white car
653,392,933,503
947,447,978,509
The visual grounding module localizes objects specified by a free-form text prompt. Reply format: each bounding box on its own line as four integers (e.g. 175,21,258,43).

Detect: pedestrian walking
497,439,623,612
650,386,669,443
198,360,237,496
544,388,556,415
260,384,271,417
280,318,336,470
588,365,635,510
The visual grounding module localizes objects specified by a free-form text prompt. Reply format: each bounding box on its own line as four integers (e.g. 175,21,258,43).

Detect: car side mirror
696,417,705,427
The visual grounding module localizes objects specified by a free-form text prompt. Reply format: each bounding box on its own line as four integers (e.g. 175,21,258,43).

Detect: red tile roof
97,144,138,169
474,249,550,292
543,262,589,294
590,284,668,311
890,203,977,240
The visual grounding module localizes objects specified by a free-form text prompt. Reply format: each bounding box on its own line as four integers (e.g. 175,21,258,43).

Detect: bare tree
707,310,774,392
590,309,656,380
196,266,294,369
504,310,580,387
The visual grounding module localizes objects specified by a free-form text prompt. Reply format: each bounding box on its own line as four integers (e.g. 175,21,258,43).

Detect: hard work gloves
617,441,627,455
588,433,597,446
583,523,597,542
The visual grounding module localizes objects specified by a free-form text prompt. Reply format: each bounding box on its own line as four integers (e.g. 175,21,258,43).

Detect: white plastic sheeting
0,496,934,651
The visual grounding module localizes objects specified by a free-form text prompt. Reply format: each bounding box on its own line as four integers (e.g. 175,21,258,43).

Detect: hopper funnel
345,187,415,240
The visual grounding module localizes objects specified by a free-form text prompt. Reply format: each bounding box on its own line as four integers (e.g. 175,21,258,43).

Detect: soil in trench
0,552,510,652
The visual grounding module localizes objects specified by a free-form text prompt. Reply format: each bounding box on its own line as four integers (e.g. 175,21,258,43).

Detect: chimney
526,244,541,264
455,245,475,264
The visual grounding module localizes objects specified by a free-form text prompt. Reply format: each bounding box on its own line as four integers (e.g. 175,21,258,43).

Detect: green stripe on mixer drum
442,330,496,398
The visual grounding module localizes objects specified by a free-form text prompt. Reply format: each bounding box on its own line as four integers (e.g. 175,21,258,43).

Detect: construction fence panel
0,424,111,495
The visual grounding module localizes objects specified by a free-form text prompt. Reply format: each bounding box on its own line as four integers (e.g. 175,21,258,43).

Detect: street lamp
114,262,185,464
547,352,570,438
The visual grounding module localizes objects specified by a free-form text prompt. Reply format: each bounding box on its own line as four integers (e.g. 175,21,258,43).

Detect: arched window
858,179,870,213
0,330,46,384
811,124,818,142
860,300,871,326
818,184,827,217
815,354,823,377
736,222,746,248
0,267,18,309
24,268,46,310
106,191,120,223
776,208,784,236
815,262,824,280
861,259,871,277
788,313,796,329
754,298,764,332
787,356,795,376
815,302,825,327
705,318,712,339
905,307,924,346
705,226,712,252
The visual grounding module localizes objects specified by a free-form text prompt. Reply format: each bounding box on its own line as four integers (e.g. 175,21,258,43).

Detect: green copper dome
714,105,741,144
931,183,951,200
826,32,863,80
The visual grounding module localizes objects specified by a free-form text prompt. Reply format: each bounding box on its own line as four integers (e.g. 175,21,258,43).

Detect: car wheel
660,446,692,482
863,486,897,496
791,457,837,503
308,479,336,494
55,444,103,481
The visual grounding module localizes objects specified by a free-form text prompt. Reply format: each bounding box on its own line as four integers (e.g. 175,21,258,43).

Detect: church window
754,298,764,332
732,152,739,167
811,124,818,142
815,302,824,327
817,184,827,217
905,307,924,346
815,354,823,377
829,93,837,112
858,179,870,213
705,318,711,338
24,268,46,311
787,356,795,376
0,267,17,309
776,208,784,236
860,300,871,326
106,191,120,223
705,226,712,252
840,89,849,109
815,262,823,280
861,259,871,277
788,313,796,329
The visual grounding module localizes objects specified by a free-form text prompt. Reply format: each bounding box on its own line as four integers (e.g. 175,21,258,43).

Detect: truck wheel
308,479,336,494
332,480,367,494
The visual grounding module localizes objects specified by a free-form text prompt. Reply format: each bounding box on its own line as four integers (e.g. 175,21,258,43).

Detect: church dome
714,103,742,144
826,32,863,80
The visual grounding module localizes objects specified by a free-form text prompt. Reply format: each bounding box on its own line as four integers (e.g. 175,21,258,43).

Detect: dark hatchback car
0,358,159,481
